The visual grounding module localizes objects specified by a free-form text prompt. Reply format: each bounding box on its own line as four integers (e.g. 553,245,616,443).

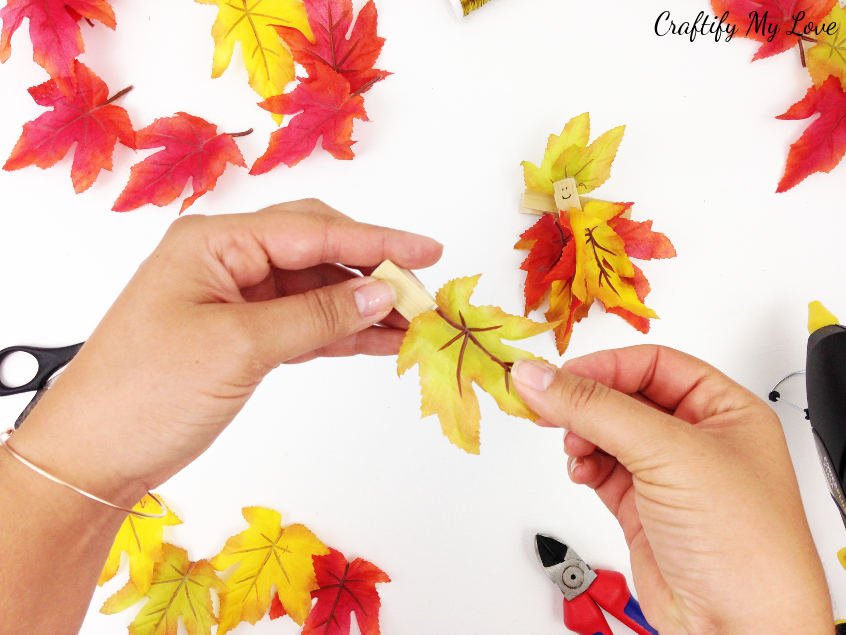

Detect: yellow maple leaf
101,543,223,635
211,506,328,631
807,3,846,89
570,201,657,319
522,113,624,195
202,0,313,105
398,275,555,454
98,494,181,593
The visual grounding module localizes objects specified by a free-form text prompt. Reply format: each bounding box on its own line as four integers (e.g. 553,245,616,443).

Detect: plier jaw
535,534,597,601
534,533,659,635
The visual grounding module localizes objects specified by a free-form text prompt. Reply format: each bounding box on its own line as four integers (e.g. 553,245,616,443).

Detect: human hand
511,346,832,634
12,200,442,503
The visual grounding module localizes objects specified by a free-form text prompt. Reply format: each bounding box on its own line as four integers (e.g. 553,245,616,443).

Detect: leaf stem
227,129,254,138
104,86,134,106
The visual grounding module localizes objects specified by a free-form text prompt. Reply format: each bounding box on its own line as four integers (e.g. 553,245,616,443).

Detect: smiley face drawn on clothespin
553,177,581,212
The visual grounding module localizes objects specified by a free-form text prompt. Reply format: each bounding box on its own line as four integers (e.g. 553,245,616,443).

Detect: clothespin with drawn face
520,177,583,217
553,177,581,212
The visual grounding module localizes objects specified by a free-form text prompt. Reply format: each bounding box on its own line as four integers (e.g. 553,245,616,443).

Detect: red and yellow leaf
271,548,390,635
276,0,389,94
398,276,554,454
0,0,115,94
3,61,134,193
101,544,223,635
711,0,836,59
250,65,367,174
210,506,328,632
516,203,674,354
776,75,846,191
112,112,246,213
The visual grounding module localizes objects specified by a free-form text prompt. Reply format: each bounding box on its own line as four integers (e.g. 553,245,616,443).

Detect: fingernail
511,359,556,391
568,456,583,478
354,280,395,317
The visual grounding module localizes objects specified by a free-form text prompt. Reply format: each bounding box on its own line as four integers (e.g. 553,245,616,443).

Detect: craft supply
520,188,559,216
534,534,658,635
553,177,582,212
449,0,493,17
769,301,846,527
371,260,436,322
804,302,846,526
0,342,83,429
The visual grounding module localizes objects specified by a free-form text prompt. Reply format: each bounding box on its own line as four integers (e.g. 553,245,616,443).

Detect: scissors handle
0,343,84,396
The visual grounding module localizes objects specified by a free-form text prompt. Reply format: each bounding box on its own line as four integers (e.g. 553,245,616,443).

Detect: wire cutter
0,343,83,430
535,534,658,635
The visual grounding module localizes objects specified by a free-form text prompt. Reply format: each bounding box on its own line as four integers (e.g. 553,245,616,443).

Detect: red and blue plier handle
562,569,657,635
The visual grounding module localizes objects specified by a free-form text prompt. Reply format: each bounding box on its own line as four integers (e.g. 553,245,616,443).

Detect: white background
1,0,845,632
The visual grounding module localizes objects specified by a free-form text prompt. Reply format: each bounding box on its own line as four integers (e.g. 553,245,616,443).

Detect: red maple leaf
270,548,390,635
3,60,134,193
275,0,389,94
250,65,368,174
0,0,115,94
711,0,835,60
514,213,577,315
776,75,846,191
112,112,247,213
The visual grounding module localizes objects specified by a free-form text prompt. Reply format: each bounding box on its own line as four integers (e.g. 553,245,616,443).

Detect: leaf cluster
99,500,389,635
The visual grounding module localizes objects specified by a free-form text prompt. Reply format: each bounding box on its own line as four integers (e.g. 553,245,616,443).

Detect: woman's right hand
511,346,832,634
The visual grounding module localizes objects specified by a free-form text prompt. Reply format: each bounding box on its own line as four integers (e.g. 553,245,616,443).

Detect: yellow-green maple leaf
201,0,313,105
398,275,555,454
98,494,181,593
522,113,624,195
807,3,846,89
101,544,223,635
211,506,328,631
570,201,657,318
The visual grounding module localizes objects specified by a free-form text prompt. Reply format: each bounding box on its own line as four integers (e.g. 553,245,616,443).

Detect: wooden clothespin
520,177,581,216
371,260,437,322
520,177,630,219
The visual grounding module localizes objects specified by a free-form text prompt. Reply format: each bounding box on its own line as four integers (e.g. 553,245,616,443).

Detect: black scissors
0,343,84,430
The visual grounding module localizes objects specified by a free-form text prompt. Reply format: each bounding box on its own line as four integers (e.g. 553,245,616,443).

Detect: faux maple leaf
251,64,368,174
806,3,846,88
98,494,181,594
522,113,624,197
112,112,247,213
3,61,134,193
516,202,674,354
275,0,389,94
397,276,554,454
776,75,846,191
0,0,115,94
270,548,390,635
200,0,312,105
711,0,835,60
101,543,224,635
211,506,329,631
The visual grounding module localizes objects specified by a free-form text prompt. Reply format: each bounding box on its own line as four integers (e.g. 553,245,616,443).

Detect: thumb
231,277,396,367
511,359,687,467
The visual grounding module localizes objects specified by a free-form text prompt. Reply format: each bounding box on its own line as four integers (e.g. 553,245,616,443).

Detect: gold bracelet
1,429,166,519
